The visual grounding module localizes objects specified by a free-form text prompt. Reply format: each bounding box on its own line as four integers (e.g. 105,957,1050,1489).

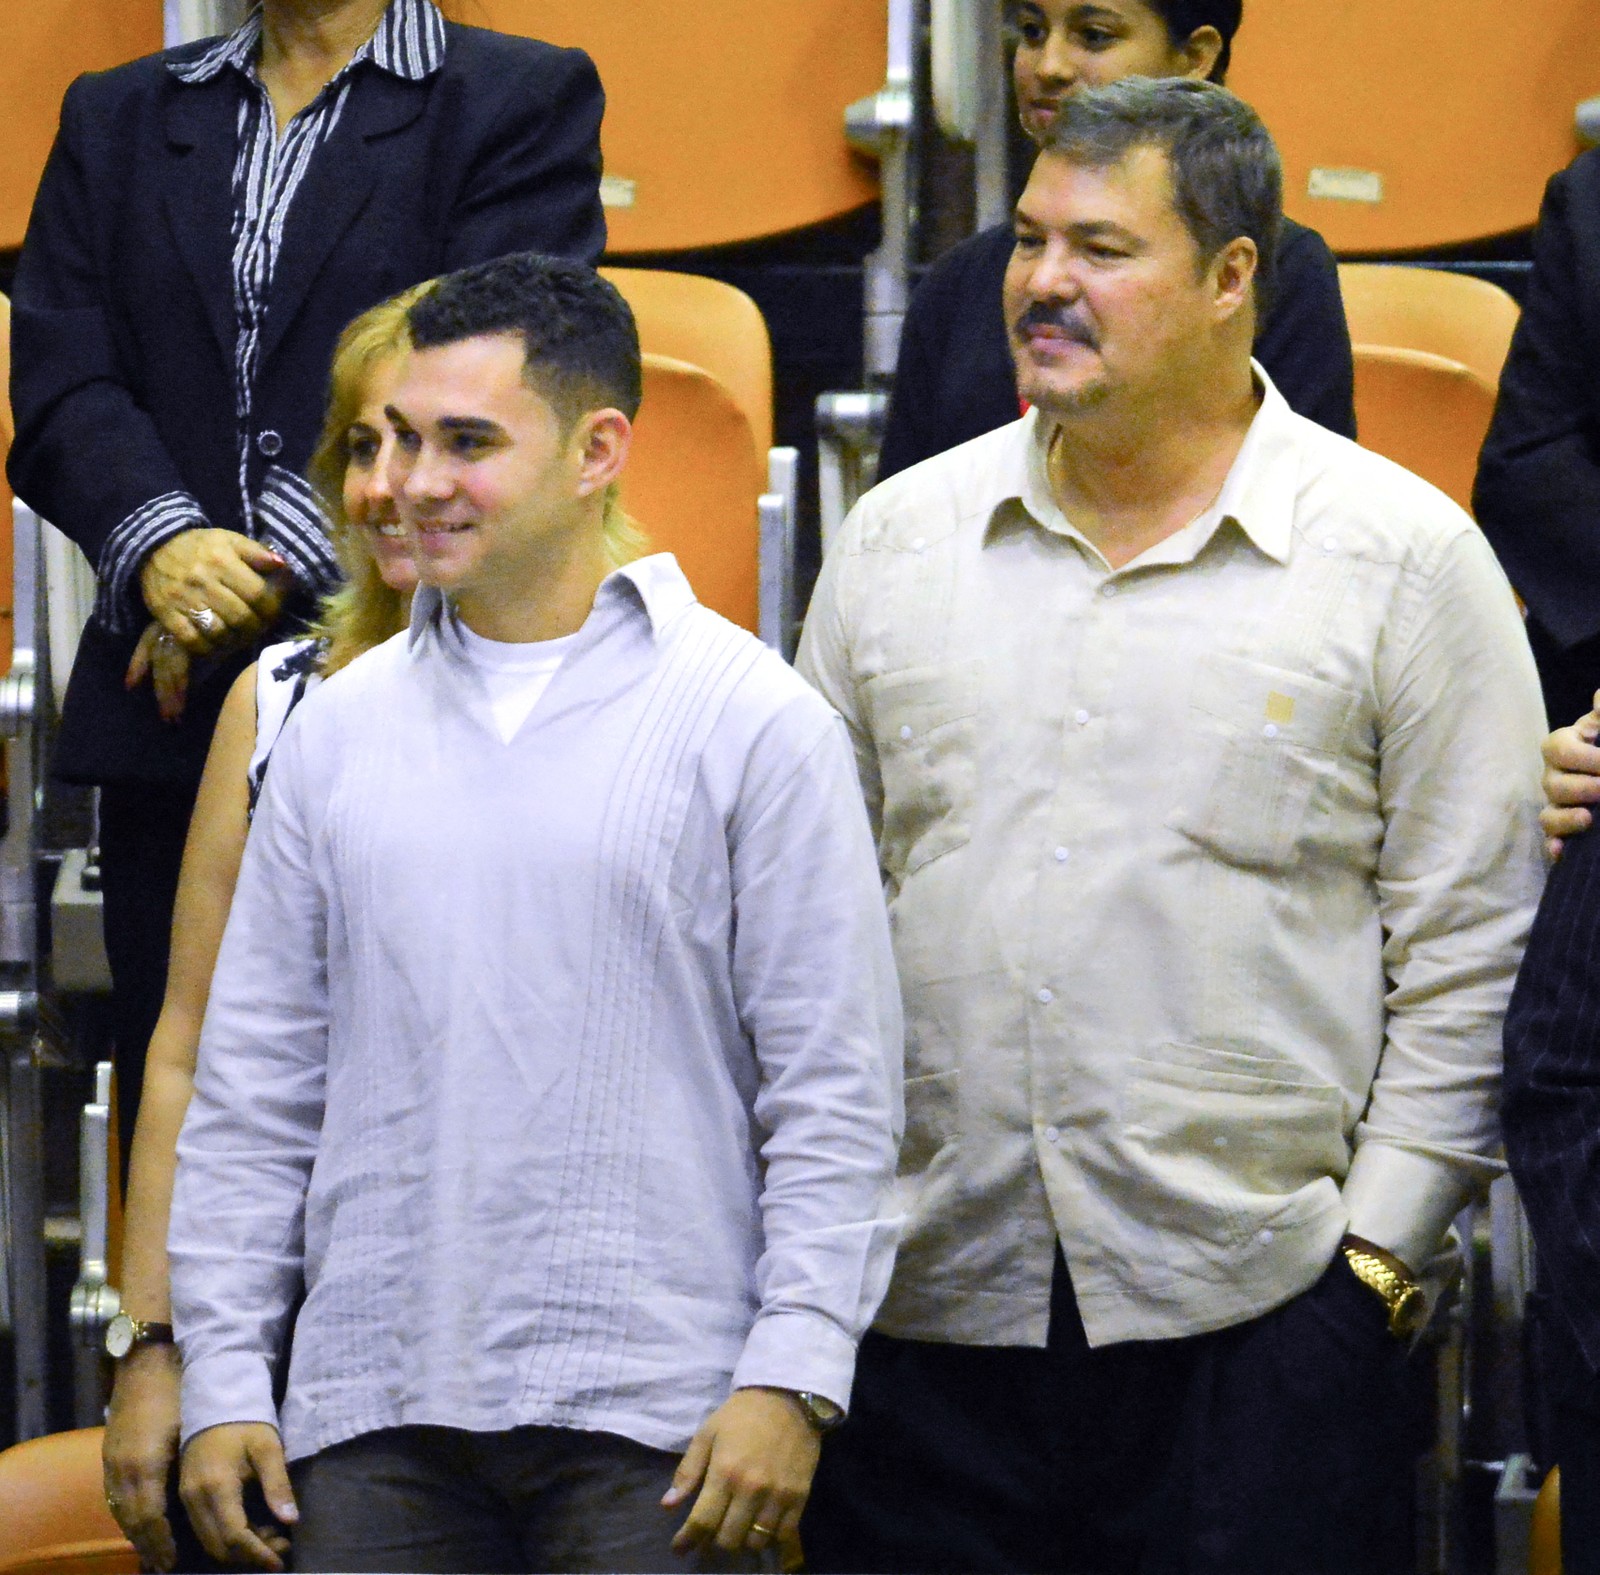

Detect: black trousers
96,778,200,1176
287,1423,758,1574
802,1252,1420,1575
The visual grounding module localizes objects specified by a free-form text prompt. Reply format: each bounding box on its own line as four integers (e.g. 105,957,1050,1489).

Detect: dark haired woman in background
876,0,1354,482
6,0,605,1180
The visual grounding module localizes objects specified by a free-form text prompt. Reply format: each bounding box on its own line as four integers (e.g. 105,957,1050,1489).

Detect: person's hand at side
139,530,288,656
103,1343,182,1572
179,1421,298,1572
1542,690,1600,856
125,622,193,724
663,1387,822,1572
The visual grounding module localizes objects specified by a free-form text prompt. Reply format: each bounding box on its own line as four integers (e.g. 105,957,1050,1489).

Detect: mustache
1015,302,1098,348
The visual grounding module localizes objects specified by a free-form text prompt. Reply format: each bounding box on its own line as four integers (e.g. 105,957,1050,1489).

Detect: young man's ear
573,409,632,499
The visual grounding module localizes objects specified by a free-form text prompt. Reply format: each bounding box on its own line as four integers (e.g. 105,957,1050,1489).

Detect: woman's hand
125,622,193,723
1541,692,1600,858
103,1342,183,1572
138,529,288,655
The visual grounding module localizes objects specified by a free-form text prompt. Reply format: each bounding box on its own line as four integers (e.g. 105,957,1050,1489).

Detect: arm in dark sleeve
1255,220,1356,439
1504,825,1600,1375
6,75,211,572
441,42,606,270
1474,163,1600,650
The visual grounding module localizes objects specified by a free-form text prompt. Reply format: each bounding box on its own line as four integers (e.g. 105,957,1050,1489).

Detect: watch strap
1340,1241,1425,1338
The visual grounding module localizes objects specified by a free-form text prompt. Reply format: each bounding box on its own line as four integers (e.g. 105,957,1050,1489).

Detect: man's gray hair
1039,77,1283,317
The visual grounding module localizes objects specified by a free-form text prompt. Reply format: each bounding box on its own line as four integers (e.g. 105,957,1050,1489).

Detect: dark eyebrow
437,416,506,439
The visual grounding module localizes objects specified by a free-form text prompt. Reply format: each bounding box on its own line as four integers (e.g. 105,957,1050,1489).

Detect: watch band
104,1312,175,1361
793,1391,845,1433
1340,1241,1426,1339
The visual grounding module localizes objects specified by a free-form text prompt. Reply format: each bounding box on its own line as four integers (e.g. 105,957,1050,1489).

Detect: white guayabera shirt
170,555,905,1461
798,367,1548,1350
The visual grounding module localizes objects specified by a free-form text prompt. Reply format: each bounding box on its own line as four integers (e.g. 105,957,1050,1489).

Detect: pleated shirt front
170,555,904,1461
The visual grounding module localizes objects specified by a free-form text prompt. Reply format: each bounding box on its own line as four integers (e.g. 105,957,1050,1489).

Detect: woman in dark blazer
6,0,604,1174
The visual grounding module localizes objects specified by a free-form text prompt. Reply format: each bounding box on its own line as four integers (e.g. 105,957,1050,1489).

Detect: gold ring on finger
751,1524,775,1538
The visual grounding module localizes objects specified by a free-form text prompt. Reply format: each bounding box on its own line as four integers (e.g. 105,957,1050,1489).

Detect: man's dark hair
407,252,642,429
1148,0,1243,83
1040,76,1280,316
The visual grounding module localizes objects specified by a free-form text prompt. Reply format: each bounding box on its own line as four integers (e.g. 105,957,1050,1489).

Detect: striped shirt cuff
256,467,340,599
94,492,211,634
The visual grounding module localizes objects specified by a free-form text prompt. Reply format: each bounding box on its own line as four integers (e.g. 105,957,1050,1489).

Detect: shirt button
1054,846,1069,863
1258,1229,1275,1244
912,537,926,551
1074,708,1090,726
1100,583,1118,598
899,725,913,742
1044,1125,1061,1145
257,429,284,457
1263,723,1280,739
1322,536,1338,553
1213,1135,1228,1148
1037,987,1054,1005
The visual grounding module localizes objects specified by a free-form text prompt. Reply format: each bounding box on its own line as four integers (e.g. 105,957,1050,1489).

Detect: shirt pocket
1165,653,1359,870
864,661,981,878
1122,1042,1348,1248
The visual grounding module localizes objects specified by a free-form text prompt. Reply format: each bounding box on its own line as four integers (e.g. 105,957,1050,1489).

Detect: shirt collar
170,0,445,86
407,553,700,651
1006,361,1301,570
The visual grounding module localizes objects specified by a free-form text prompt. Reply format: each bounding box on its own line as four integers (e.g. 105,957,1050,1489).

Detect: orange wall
1231,0,1600,252
0,3,163,251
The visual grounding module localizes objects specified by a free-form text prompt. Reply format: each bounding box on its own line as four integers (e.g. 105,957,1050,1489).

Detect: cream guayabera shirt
797,369,1547,1350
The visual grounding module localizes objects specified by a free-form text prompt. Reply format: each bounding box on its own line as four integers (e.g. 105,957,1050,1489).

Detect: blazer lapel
162,74,240,366
257,68,430,367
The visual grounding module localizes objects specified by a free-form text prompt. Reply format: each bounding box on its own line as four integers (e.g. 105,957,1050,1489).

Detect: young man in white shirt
168,254,904,1574
797,78,1546,1574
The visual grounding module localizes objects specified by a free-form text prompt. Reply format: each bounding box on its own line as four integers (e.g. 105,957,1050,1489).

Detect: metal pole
973,0,1013,231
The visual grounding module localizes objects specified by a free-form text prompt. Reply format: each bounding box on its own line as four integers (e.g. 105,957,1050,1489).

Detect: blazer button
257,429,284,457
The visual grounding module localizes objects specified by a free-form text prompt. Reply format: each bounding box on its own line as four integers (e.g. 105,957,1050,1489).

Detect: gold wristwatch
1340,1237,1426,1339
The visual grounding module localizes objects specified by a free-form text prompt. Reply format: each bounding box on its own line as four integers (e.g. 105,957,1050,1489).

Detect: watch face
105,1313,135,1359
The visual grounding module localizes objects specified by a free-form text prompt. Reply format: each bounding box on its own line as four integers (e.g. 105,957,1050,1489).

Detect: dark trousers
802,1252,1419,1575
288,1423,758,1574
97,778,200,1176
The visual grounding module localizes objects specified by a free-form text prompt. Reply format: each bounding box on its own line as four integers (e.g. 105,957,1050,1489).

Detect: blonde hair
304,285,651,677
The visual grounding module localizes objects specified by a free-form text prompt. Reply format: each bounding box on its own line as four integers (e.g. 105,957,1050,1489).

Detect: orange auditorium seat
621,355,763,634
1530,1466,1561,1575
1339,265,1522,393
1230,0,1600,252
0,3,163,252
1349,346,1498,514
0,1430,138,1575
472,1,885,253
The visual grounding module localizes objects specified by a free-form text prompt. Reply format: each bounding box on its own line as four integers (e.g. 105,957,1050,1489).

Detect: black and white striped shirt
94,0,446,632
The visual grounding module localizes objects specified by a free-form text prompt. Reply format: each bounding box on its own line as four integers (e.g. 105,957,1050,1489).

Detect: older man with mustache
796,77,1546,1575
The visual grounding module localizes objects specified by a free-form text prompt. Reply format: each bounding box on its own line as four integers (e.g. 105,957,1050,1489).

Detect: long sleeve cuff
179,1349,279,1446
93,491,210,633
1341,1138,1499,1276
256,467,339,599
730,1308,858,1415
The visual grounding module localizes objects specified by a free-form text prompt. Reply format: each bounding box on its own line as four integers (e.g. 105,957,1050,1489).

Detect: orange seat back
0,1431,137,1575
1230,0,1600,252
1339,266,1522,393
471,1,884,253
0,3,163,251
621,356,762,633
1530,1466,1562,1575
1350,346,1498,514
601,270,774,453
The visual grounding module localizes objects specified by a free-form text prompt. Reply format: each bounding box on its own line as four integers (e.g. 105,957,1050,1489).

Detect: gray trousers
288,1423,759,1574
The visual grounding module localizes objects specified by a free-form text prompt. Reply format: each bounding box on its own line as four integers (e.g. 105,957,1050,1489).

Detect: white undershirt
444,607,581,743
